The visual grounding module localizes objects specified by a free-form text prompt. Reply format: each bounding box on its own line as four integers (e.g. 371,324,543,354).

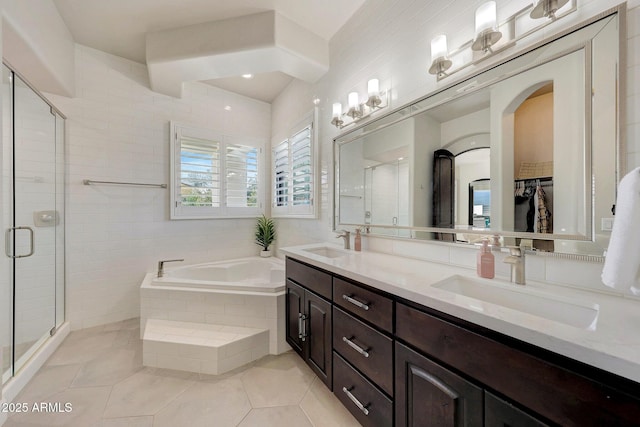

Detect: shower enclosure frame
1,61,66,385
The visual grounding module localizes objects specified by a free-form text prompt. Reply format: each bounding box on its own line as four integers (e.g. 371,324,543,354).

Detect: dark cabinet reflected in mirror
334,9,622,256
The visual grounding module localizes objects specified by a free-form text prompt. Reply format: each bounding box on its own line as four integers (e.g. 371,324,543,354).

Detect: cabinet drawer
333,278,393,332
333,307,393,396
333,352,393,427
396,303,640,427
286,257,332,300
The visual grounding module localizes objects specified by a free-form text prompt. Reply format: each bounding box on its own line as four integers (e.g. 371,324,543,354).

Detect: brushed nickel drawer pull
342,386,370,416
343,294,370,311
342,336,370,358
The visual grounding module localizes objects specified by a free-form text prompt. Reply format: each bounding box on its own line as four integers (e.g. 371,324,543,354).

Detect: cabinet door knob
342,336,370,358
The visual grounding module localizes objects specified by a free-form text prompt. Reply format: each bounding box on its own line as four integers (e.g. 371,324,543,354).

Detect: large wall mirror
334,7,623,256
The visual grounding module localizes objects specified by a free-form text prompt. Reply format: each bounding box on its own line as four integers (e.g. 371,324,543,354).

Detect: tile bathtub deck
4,318,360,427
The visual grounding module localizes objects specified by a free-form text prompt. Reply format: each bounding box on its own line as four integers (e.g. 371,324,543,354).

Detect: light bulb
348,92,359,109
332,102,342,118
367,79,379,98
431,35,448,62
475,1,497,35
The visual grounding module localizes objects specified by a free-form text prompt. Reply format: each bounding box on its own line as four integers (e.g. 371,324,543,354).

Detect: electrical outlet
601,217,614,231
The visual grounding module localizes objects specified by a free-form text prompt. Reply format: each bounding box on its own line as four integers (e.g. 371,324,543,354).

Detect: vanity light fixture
365,79,382,108
430,0,576,81
530,0,569,20
331,103,344,127
331,80,389,129
428,35,453,76
471,1,502,52
242,73,253,79
346,92,363,119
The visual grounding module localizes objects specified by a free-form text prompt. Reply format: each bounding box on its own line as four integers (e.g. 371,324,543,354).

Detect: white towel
602,167,640,294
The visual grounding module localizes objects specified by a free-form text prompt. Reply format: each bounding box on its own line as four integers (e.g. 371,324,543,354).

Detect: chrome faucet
503,247,525,285
157,259,184,277
336,230,351,250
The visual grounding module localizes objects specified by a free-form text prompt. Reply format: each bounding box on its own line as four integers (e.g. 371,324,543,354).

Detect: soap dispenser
477,239,495,279
354,227,362,252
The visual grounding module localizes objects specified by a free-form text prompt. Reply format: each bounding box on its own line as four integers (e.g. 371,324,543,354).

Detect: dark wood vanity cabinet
331,277,395,425
285,259,333,389
285,256,640,427
334,352,393,427
396,302,640,427
484,392,549,427
395,342,483,427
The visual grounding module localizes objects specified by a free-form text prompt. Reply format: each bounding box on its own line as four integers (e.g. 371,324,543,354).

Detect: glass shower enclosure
1,63,65,383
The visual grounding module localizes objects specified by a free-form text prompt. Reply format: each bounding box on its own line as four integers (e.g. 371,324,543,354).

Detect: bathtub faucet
157,259,184,278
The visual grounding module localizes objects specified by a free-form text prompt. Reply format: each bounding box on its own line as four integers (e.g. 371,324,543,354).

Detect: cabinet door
485,392,549,427
306,290,332,389
285,280,304,356
395,342,483,427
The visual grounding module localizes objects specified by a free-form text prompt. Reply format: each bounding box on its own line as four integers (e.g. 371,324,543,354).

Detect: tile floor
4,318,360,427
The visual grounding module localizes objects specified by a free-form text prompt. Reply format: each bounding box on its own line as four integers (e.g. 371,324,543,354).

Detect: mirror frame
333,5,626,257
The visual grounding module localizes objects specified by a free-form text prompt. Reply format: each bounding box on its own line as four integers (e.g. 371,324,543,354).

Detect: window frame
271,111,318,219
170,121,265,220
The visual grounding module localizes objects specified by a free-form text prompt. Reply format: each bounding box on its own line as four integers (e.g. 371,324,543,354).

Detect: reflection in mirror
334,9,622,256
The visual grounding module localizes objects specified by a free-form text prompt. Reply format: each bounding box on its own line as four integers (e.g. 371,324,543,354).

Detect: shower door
2,64,64,381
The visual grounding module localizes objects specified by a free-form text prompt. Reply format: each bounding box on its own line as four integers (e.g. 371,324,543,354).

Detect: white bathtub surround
143,319,269,375
281,243,640,384
140,257,289,375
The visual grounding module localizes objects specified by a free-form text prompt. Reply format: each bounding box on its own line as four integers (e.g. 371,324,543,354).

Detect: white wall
2,0,75,97
272,0,640,296
4,0,639,335
46,45,271,329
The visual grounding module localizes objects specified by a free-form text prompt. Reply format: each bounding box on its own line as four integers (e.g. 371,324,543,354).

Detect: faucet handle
506,246,522,256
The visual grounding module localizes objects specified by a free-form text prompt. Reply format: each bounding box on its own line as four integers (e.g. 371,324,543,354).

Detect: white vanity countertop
280,243,640,384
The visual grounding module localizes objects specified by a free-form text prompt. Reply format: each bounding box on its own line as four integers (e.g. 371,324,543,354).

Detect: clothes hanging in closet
534,184,552,233
514,179,553,233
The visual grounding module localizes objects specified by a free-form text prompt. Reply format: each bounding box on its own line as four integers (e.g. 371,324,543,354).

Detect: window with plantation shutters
170,122,264,219
272,122,316,218
273,141,289,208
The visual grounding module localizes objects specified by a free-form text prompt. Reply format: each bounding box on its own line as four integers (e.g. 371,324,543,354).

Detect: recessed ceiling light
242,74,253,79
224,105,232,111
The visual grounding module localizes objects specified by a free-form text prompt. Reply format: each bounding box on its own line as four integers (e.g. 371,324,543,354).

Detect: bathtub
151,257,285,293
140,256,289,357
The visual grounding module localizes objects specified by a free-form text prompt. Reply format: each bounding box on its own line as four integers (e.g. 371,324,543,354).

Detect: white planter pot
260,250,272,258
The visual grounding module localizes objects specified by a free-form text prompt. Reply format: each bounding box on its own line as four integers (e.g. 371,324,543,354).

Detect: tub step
142,319,269,375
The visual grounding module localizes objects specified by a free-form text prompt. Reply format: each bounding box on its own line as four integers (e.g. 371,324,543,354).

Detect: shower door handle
5,226,35,258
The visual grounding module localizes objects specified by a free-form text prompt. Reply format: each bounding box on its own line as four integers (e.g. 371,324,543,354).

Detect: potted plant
255,215,276,257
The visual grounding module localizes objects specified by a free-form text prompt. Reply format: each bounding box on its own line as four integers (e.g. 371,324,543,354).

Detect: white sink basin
433,275,599,330
302,246,350,259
